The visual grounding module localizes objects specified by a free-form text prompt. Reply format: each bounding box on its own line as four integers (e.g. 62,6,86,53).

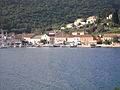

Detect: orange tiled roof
55,35,93,38
88,16,97,19
80,35,93,37
23,34,35,38
48,34,55,37
104,33,120,37
15,35,22,39
55,35,81,38
93,36,101,41
32,35,41,39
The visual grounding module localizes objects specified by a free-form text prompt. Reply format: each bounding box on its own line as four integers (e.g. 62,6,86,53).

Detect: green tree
102,40,112,45
112,9,120,24
96,24,106,33
86,25,97,33
40,39,48,44
113,36,119,43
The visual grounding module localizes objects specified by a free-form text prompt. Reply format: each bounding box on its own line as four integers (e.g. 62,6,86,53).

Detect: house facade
74,18,86,27
67,35,81,46
54,35,67,45
66,23,74,29
86,16,97,24
30,35,41,45
23,34,35,44
40,34,50,42
102,34,120,41
80,35,98,45
106,14,112,20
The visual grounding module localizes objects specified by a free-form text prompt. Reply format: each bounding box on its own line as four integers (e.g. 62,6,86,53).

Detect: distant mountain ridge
0,0,120,32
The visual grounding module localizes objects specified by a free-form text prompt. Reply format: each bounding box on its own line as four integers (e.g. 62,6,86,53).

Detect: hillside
0,0,120,33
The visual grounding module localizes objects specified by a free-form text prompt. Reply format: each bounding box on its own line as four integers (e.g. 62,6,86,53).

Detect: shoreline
2,44,120,49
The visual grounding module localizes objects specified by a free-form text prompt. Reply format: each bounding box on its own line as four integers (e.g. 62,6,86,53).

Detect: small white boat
26,47,37,48
0,45,8,49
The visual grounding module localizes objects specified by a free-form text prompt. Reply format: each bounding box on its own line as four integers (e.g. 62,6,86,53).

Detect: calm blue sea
0,48,120,90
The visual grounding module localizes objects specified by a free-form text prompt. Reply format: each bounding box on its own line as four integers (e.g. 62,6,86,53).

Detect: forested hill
0,0,120,33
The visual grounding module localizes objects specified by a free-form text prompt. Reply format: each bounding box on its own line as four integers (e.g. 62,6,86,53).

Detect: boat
26,47,37,48
90,44,96,48
0,45,8,49
70,45,77,48
53,45,60,47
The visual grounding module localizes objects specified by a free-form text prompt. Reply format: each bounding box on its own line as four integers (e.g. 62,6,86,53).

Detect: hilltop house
74,18,86,27
106,14,112,20
66,23,74,29
86,16,97,24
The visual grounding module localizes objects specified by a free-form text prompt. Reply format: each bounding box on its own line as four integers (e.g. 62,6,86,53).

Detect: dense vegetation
0,0,120,33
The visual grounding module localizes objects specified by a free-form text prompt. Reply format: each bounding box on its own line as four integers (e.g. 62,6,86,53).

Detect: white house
74,18,86,27
23,34,35,44
54,35,67,45
86,16,97,24
29,35,41,45
66,23,74,29
67,35,81,46
61,27,66,30
106,14,112,20
40,34,50,42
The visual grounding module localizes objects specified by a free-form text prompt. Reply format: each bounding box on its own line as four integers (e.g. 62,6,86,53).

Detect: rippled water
0,48,120,90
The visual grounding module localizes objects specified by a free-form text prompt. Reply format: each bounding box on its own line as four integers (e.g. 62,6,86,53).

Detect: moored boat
53,45,60,47
0,45,8,49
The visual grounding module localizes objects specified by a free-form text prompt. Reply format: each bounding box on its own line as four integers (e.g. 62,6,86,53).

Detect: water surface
0,48,120,90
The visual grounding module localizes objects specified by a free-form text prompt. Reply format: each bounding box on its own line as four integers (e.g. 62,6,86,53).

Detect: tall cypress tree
112,9,120,24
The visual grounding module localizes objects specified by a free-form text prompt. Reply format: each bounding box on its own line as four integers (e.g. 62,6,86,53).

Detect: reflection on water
0,48,120,90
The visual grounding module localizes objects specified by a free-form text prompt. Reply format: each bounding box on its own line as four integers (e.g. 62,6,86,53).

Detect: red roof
55,35,80,38
48,34,55,37
80,35,93,37
55,35,93,38
93,36,101,42
23,34,35,38
104,33,120,37
15,35,23,39
55,35,70,38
